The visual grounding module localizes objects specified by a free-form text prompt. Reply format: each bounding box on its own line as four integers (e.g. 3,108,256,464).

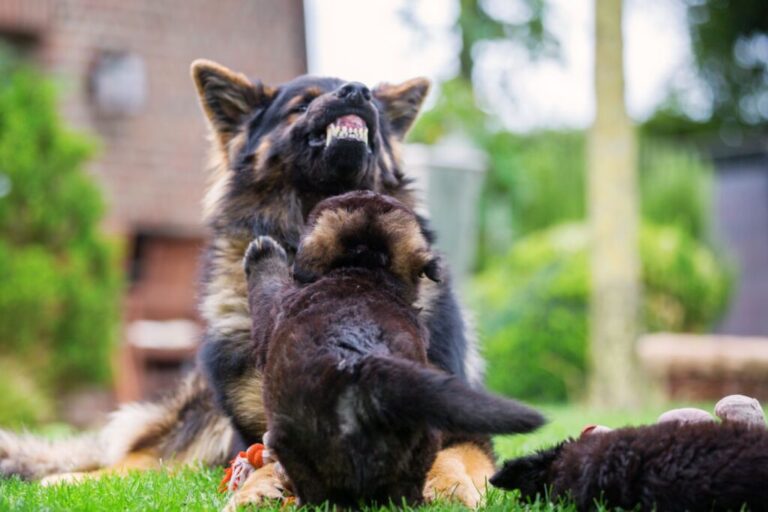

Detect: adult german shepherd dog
0,60,497,507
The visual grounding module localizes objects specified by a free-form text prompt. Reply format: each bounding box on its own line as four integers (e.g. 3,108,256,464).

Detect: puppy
243,191,545,507
491,421,768,512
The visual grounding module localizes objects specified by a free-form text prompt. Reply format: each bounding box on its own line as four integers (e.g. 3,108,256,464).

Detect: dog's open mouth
325,115,369,146
309,114,370,148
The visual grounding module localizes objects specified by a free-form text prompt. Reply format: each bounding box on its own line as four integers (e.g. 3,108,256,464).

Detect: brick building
0,0,307,402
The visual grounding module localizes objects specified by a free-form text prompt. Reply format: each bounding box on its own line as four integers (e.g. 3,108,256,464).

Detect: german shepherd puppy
0,61,494,506
490,421,768,511
243,191,544,507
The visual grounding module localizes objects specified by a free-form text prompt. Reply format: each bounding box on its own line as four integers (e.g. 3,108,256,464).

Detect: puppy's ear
421,257,441,283
373,77,430,139
191,59,275,144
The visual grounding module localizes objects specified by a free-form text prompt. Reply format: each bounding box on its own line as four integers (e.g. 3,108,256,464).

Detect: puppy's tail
357,356,545,435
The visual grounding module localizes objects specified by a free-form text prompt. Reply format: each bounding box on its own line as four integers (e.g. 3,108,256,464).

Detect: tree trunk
587,0,645,407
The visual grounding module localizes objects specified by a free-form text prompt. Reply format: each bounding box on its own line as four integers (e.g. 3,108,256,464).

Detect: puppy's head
191,60,429,214
293,191,440,288
490,442,568,499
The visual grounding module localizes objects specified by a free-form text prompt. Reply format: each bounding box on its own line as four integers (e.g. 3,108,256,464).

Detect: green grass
0,402,714,511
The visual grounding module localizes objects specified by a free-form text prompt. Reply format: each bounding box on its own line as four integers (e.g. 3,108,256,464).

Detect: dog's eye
292,103,309,114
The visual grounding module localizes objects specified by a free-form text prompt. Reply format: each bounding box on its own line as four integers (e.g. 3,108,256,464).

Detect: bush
0,58,121,403
0,358,54,428
639,140,714,243
472,222,731,402
476,132,720,265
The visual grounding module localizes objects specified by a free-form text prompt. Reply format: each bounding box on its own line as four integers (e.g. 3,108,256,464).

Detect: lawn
0,402,707,511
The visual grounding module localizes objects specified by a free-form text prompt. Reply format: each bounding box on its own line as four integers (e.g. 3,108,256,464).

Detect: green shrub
472,222,731,402
468,130,719,270
639,140,714,242
0,358,54,428
0,59,121,401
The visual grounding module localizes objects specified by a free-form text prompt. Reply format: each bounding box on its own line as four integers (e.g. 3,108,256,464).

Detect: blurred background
0,0,765,428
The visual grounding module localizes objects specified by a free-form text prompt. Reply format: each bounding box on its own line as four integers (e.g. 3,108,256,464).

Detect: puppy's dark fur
244,191,545,507
491,421,768,512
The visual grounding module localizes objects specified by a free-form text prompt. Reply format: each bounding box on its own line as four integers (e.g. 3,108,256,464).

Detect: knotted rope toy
219,442,267,493
219,431,296,507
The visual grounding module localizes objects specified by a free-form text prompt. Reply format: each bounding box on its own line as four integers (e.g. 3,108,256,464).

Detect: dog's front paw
423,445,495,509
243,236,288,274
223,463,285,511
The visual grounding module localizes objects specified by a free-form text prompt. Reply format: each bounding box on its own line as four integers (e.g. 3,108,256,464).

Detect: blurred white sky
304,0,702,132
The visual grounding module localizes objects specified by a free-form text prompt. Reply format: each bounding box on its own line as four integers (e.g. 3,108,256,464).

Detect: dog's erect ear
373,77,430,139
191,59,275,144
421,257,441,283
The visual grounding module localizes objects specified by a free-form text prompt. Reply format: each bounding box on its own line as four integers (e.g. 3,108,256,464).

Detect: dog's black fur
243,192,545,507
192,63,481,450
491,421,768,512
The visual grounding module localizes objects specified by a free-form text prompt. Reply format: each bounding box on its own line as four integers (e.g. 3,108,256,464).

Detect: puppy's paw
223,463,285,511
243,236,287,274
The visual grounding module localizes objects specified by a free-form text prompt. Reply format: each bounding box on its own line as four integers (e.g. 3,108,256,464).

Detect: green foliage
639,140,714,243
408,79,489,145
473,223,731,402
0,358,54,428
687,0,767,126
0,59,121,397
481,130,585,243
467,131,720,270
646,0,768,134
401,0,556,82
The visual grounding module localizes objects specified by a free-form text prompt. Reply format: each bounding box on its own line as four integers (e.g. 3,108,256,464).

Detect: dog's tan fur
424,444,497,508
296,206,433,287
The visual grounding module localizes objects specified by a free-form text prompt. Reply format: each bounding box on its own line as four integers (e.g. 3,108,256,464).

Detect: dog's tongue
334,115,366,130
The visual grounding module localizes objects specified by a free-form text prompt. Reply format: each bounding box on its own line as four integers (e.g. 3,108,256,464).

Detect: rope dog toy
219,442,266,493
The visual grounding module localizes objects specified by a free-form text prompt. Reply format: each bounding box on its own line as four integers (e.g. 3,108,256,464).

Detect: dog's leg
222,462,284,512
39,450,162,486
423,443,495,509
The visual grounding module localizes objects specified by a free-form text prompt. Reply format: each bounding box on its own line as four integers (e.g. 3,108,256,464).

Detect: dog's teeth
325,121,369,145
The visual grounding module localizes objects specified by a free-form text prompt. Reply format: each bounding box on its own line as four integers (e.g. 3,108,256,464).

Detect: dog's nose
336,82,372,104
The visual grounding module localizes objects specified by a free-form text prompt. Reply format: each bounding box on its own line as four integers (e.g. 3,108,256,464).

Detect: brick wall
0,2,306,399
0,0,307,235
